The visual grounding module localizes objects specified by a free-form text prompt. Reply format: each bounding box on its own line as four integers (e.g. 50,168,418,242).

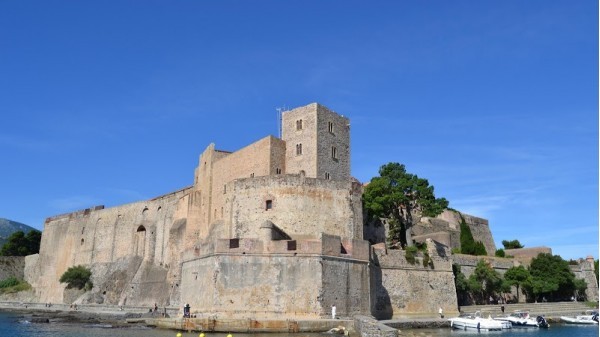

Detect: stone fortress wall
179,234,371,318
27,187,191,306
570,257,599,301
370,239,458,319
18,102,598,320
24,103,374,316
225,175,363,241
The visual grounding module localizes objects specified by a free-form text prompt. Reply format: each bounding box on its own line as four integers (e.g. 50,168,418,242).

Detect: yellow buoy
227,333,232,337
177,333,182,337
199,333,205,337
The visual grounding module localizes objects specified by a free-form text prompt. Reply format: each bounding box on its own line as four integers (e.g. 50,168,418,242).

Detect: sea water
0,311,598,337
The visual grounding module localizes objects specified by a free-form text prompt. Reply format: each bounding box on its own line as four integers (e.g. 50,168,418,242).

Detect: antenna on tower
276,106,286,138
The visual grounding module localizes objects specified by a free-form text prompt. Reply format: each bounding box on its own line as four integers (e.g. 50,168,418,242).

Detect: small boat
449,311,509,331
495,310,539,328
560,310,599,325
536,315,550,329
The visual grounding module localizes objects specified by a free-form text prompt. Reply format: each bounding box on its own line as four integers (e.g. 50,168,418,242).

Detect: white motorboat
495,310,539,328
560,310,599,325
449,311,510,331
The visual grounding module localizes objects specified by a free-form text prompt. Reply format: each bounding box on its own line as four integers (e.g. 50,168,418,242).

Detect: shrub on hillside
405,246,418,264
59,265,92,290
0,276,19,288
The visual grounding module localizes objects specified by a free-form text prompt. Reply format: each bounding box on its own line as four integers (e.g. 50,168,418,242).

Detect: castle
20,103,598,318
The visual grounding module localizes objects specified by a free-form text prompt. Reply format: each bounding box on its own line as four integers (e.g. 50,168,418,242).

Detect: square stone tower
282,103,350,181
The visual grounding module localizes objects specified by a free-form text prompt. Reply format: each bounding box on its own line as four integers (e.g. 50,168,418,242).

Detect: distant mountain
0,218,38,248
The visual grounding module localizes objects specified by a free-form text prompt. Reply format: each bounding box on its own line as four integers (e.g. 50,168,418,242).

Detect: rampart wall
370,240,457,319
179,234,370,318
436,210,496,255
27,187,190,306
570,258,599,301
504,247,552,263
225,174,363,240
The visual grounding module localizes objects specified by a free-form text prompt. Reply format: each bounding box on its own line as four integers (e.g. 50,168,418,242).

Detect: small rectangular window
296,143,302,155
287,240,297,251
223,185,227,194
266,200,273,210
276,168,282,174
296,119,303,130
325,172,330,180
328,122,334,133
229,238,240,249
331,146,337,159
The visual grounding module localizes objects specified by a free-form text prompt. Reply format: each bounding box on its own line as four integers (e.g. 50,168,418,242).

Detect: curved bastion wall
224,174,363,240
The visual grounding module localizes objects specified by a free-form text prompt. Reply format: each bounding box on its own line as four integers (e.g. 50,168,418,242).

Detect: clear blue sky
1,1,597,260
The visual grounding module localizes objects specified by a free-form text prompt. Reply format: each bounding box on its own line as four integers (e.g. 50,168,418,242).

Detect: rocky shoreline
0,306,159,328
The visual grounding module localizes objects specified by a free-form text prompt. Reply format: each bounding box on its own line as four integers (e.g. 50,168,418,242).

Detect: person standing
331,304,336,319
439,307,443,318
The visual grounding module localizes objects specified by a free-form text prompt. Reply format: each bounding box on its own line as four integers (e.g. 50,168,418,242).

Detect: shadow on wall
370,252,392,320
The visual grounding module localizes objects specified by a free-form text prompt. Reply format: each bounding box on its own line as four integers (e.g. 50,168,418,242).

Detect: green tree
459,218,487,256
0,230,42,256
574,278,588,301
502,240,524,249
59,265,92,290
495,249,506,257
452,264,470,305
499,279,513,304
504,265,531,302
468,260,502,304
363,163,448,247
526,253,577,302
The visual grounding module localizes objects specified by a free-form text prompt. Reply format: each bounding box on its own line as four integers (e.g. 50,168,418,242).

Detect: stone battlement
45,205,105,223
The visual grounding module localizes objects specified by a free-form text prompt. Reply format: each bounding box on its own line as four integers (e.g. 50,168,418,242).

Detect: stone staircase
459,301,597,319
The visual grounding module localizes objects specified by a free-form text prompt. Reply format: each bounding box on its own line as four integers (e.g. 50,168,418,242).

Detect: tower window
328,122,334,133
223,185,227,194
296,143,302,155
331,146,337,160
266,200,273,210
296,119,303,130
325,172,330,180
276,168,282,174
250,173,255,178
